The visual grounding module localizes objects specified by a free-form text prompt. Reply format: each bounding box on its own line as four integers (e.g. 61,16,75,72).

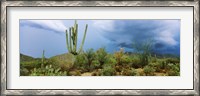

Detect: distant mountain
20,53,35,62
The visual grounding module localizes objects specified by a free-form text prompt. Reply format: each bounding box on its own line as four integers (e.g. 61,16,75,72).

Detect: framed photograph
1,0,199,95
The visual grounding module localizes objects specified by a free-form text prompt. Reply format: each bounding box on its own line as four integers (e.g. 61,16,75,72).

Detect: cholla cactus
66,20,88,55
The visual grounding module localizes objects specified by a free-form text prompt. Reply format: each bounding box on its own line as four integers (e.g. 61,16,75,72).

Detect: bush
105,56,117,66
166,58,180,64
84,48,96,71
131,55,142,68
101,65,116,76
20,60,41,70
132,40,153,67
139,53,151,67
96,47,108,68
114,48,124,65
68,70,81,76
51,53,75,71
74,53,87,71
92,69,102,76
20,68,29,76
121,55,132,64
30,65,67,76
91,60,101,69
166,63,180,76
143,65,155,76
122,68,137,76
167,70,179,76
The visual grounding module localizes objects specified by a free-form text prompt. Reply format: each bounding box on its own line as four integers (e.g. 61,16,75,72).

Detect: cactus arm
65,30,70,52
75,24,78,53
65,20,88,55
69,27,73,53
71,27,76,54
78,24,88,53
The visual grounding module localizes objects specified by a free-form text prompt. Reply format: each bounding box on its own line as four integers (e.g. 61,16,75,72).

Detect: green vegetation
20,21,180,76
20,47,180,76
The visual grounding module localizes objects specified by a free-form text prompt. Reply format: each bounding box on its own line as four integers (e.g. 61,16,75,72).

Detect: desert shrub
121,55,132,64
51,53,75,71
143,65,155,76
101,64,116,76
139,53,151,67
166,63,180,76
114,48,124,65
96,47,108,68
91,60,101,69
20,68,29,76
84,48,96,71
137,68,145,76
149,62,161,72
166,58,180,64
132,40,153,67
122,68,137,76
20,60,41,70
105,56,117,66
92,69,102,76
74,53,87,70
131,55,142,68
45,59,58,67
68,70,81,76
167,70,179,76
30,65,67,76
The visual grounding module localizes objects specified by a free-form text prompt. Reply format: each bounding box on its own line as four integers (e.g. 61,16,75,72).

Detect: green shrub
166,63,180,76
20,68,29,76
85,48,96,71
74,53,87,70
122,68,137,76
91,60,101,69
166,58,180,64
114,48,124,65
167,70,180,76
20,60,41,70
139,53,151,67
101,65,116,76
105,56,117,66
132,40,153,67
30,65,67,76
143,65,155,76
131,55,142,68
149,62,161,72
151,56,157,63
51,53,75,71
96,47,108,68
121,55,132,64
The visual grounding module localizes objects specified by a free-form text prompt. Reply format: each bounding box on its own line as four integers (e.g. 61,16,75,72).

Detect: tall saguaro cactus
66,20,88,55
41,50,45,68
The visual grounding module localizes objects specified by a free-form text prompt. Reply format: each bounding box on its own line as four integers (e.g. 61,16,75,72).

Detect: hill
20,53,36,62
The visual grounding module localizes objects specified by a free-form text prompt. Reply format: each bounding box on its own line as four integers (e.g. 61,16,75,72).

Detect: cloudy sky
20,20,180,58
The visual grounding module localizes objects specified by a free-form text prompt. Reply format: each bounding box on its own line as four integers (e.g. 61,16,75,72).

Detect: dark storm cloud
93,20,180,55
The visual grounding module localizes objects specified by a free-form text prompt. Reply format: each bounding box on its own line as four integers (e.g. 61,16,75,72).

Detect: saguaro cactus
66,20,88,55
41,50,45,68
